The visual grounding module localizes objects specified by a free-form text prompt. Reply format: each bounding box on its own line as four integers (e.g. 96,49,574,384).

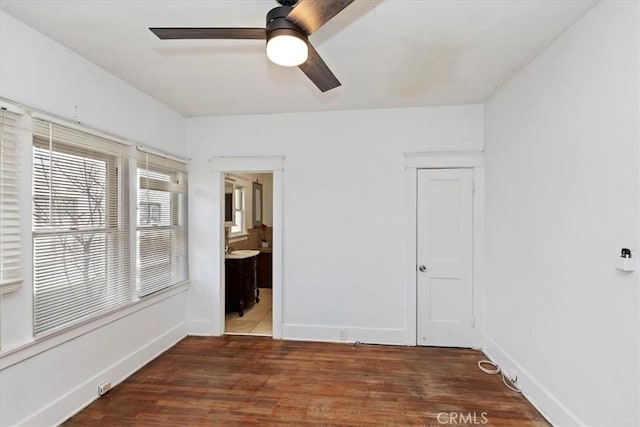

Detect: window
31,117,189,336
229,185,246,236
139,202,162,225
137,154,188,297
0,108,22,293
32,120,132,336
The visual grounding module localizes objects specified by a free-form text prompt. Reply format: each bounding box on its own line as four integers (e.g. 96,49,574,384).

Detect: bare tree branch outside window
33,146,109,299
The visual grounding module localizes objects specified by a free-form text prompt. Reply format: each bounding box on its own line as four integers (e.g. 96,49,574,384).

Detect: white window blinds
0,109,23,293
229,185,246,236
32,118,133,336
137,151,188,297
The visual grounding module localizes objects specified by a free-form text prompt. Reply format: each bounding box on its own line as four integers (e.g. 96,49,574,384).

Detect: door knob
418,265,427,272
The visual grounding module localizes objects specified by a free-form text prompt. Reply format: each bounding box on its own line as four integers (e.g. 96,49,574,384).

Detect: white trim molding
0,285,188,369
403,151,485,348
210,156,285,173
482,334,582,426
208,156,284,339
17,322,187,427
282,324,405,346
405,151,484,169
136,145,189,164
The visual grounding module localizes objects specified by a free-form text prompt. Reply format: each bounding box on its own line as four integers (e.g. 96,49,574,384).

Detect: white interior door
417,168,473,347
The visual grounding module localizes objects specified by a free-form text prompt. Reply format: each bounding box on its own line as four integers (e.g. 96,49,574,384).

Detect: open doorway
223,172,273,336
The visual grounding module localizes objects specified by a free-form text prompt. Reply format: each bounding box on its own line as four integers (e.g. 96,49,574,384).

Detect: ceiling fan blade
298,43,341,92
286,0,355,35
149,28,266,40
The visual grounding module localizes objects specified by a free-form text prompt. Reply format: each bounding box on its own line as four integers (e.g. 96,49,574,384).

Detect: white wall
0,12,184,154
187,105,483,342
0,11,188,426
484,2,639,426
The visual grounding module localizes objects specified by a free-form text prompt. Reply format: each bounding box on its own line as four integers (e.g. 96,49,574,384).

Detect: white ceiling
1,0,594,117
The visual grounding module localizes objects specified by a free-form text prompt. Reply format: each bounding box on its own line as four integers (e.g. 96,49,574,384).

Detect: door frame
210,156,284,339
404,151,484,348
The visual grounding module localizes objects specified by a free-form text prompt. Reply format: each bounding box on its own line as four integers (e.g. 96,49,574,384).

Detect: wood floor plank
64,336,548,426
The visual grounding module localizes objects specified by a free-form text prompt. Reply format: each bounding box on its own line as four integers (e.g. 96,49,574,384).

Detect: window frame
136,159,189,298
21,110,190,339
229,184,247,238
31,136,132,336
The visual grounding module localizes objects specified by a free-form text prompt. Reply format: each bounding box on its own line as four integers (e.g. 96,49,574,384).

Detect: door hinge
472,182,476,194
471,316,475,328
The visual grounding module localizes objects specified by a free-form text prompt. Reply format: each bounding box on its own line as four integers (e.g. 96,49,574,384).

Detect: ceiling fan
149,0,354,92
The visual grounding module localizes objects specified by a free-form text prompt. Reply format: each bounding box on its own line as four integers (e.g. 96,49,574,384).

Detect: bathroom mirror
224,180,234,225
253,181,262,227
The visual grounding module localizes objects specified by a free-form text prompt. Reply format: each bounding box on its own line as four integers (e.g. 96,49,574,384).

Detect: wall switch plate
338,329,347,341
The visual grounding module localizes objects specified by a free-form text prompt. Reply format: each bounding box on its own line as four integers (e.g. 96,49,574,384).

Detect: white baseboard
481,334,584,426
282,324,405,346
20,321,188,427
188,319,215,336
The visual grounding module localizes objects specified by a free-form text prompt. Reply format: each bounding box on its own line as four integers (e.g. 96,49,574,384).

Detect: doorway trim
210,156,284,339
404,151,484,347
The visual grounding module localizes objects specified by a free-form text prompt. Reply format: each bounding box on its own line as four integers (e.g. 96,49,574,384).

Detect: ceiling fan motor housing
149,0,349,92
276,0,299,7
266,6,308,43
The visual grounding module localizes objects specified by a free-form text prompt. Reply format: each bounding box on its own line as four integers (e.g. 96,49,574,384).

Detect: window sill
0,282,189,370
228,234,249,243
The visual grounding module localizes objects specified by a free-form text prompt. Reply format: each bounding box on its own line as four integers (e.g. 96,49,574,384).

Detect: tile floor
224,288,272,336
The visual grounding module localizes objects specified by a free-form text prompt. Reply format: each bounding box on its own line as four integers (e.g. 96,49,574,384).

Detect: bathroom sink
226,249,260,259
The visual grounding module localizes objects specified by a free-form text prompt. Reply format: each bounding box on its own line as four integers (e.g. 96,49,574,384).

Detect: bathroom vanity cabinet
257,251,272,289
225,255,259,317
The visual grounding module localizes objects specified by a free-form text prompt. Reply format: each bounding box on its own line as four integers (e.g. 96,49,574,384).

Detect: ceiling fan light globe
266,34,308,67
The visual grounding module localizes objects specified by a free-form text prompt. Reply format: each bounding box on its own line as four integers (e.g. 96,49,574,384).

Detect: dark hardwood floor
65,336,548,426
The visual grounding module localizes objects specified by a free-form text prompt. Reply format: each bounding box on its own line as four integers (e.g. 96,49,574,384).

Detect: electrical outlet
98,381,112,396
338,329,347,341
